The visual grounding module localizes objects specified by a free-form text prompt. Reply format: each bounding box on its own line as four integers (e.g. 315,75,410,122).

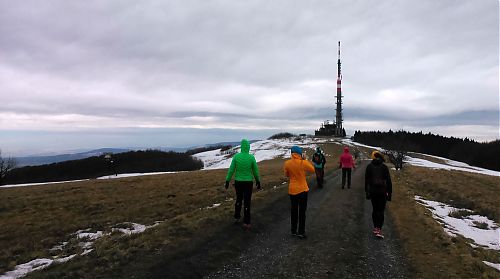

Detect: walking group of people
224,139,392,239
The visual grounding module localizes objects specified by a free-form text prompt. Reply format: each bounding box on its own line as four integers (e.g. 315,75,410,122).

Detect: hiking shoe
234,217,241,224
297,234,307,239
242,223,251,230
373,227,380,234
375,230,384,239
291,231,298,237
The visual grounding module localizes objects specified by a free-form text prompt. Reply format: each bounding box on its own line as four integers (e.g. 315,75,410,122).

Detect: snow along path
344,139,499,177
415,196,499,250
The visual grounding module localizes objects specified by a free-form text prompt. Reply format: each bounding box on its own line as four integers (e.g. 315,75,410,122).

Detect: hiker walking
284,146,315,238
312,147,327,188
338,146,355,189
365,150,393,239
225,139,261,230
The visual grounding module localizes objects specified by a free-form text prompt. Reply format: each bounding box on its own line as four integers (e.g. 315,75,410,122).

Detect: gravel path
207,160,411,279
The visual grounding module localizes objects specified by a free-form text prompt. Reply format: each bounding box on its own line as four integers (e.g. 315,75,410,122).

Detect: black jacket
365,158,392,198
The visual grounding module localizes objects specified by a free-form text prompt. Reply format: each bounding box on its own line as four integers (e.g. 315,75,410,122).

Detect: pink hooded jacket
339,147,355,169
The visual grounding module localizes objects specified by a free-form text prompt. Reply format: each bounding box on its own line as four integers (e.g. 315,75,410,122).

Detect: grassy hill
0,140,498,278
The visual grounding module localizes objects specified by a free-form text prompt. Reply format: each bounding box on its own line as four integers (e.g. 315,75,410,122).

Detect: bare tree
0,150,17,184
384,148,408,170
383,131,411,170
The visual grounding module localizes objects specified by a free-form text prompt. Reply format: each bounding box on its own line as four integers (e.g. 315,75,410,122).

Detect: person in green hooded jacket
225,139,261,229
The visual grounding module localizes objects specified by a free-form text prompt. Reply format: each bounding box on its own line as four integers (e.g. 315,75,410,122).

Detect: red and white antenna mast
335,41,344,136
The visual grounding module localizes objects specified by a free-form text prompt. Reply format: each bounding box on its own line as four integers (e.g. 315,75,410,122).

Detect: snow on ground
482,261,500,272
112,222,160,235
0,223,160,279
344,138,499,177
0,179,89,188
96,172,178,179
406,157,499,177
194,137,332,170
0,172,180,188
414,196,499,250
0,254,76,279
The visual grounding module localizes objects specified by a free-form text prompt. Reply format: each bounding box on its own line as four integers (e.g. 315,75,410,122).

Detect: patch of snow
406,157,499,177
76,231,103,240
0,179,89,188
81,249,93,256
206,203,221,209
96,171,178,179
0,254,76,279
111,222,157,235
415,196,499,250
482,261,500,272
0,172,180,188
49,242,68,251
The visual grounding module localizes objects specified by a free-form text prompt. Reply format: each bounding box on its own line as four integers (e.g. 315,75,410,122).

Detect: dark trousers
315,168,324,187
234,181,253,224
290,191,308,234
341,168,352,187
371,193,387,229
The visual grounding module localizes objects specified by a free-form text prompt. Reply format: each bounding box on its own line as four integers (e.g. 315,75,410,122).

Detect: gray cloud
0,0,498,154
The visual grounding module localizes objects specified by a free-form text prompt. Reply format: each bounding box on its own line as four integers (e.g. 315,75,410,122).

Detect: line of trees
2,150,204,185
353,130,500,171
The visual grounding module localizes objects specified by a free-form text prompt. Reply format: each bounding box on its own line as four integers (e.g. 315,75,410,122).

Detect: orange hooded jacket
284,153,315,195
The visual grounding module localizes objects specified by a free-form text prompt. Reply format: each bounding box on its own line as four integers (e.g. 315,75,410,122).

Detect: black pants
371,193,387,229
234,181,253,224
341,168,352,187
290,191,308,234
315,168,324,187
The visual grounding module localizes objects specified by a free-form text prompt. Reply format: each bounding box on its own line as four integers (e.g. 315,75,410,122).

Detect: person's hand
365,193,371,200
256,180,261,190
386,192,392,201
225,181,229,190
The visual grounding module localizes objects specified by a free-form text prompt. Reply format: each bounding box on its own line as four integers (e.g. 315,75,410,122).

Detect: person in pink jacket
338,146,355,189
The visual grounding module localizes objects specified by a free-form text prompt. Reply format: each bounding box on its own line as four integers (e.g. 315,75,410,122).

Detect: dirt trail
144,161,411,278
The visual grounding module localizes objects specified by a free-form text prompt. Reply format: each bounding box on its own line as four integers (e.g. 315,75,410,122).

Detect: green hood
240,139,250,154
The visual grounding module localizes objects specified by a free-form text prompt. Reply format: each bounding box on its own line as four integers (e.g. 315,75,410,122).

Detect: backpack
312,153,321,163
369,163,387,193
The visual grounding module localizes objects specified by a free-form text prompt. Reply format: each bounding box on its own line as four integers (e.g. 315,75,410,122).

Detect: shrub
268,132,296,140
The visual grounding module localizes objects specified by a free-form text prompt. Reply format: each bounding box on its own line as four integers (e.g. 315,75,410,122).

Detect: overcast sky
0,0,498,155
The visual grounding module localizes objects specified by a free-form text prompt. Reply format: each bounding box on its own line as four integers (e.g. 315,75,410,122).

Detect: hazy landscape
1,1,498,278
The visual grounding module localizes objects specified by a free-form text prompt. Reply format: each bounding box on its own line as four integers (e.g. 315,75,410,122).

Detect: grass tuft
448,209,473,219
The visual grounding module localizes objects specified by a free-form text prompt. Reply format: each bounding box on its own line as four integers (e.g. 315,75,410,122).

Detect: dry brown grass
0,151,300,274
3,141,497,278
389,166,500,278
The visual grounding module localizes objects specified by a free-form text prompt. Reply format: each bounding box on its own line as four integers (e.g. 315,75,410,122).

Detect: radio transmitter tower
334,41,344,137
315,41,346,137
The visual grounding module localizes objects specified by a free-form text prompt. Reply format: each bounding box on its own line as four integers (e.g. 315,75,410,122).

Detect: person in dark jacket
311,147,327,188
365,150,392,238
225,139,261,230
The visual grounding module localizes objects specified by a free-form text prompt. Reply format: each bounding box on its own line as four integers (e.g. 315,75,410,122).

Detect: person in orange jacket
284,145,315,238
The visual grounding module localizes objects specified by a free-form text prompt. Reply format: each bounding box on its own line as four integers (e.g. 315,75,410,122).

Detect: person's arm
303,160,315,173
251,157,261,189
385,166,393,201
283,162,290,177
365,165,371,199
225,157,236,182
